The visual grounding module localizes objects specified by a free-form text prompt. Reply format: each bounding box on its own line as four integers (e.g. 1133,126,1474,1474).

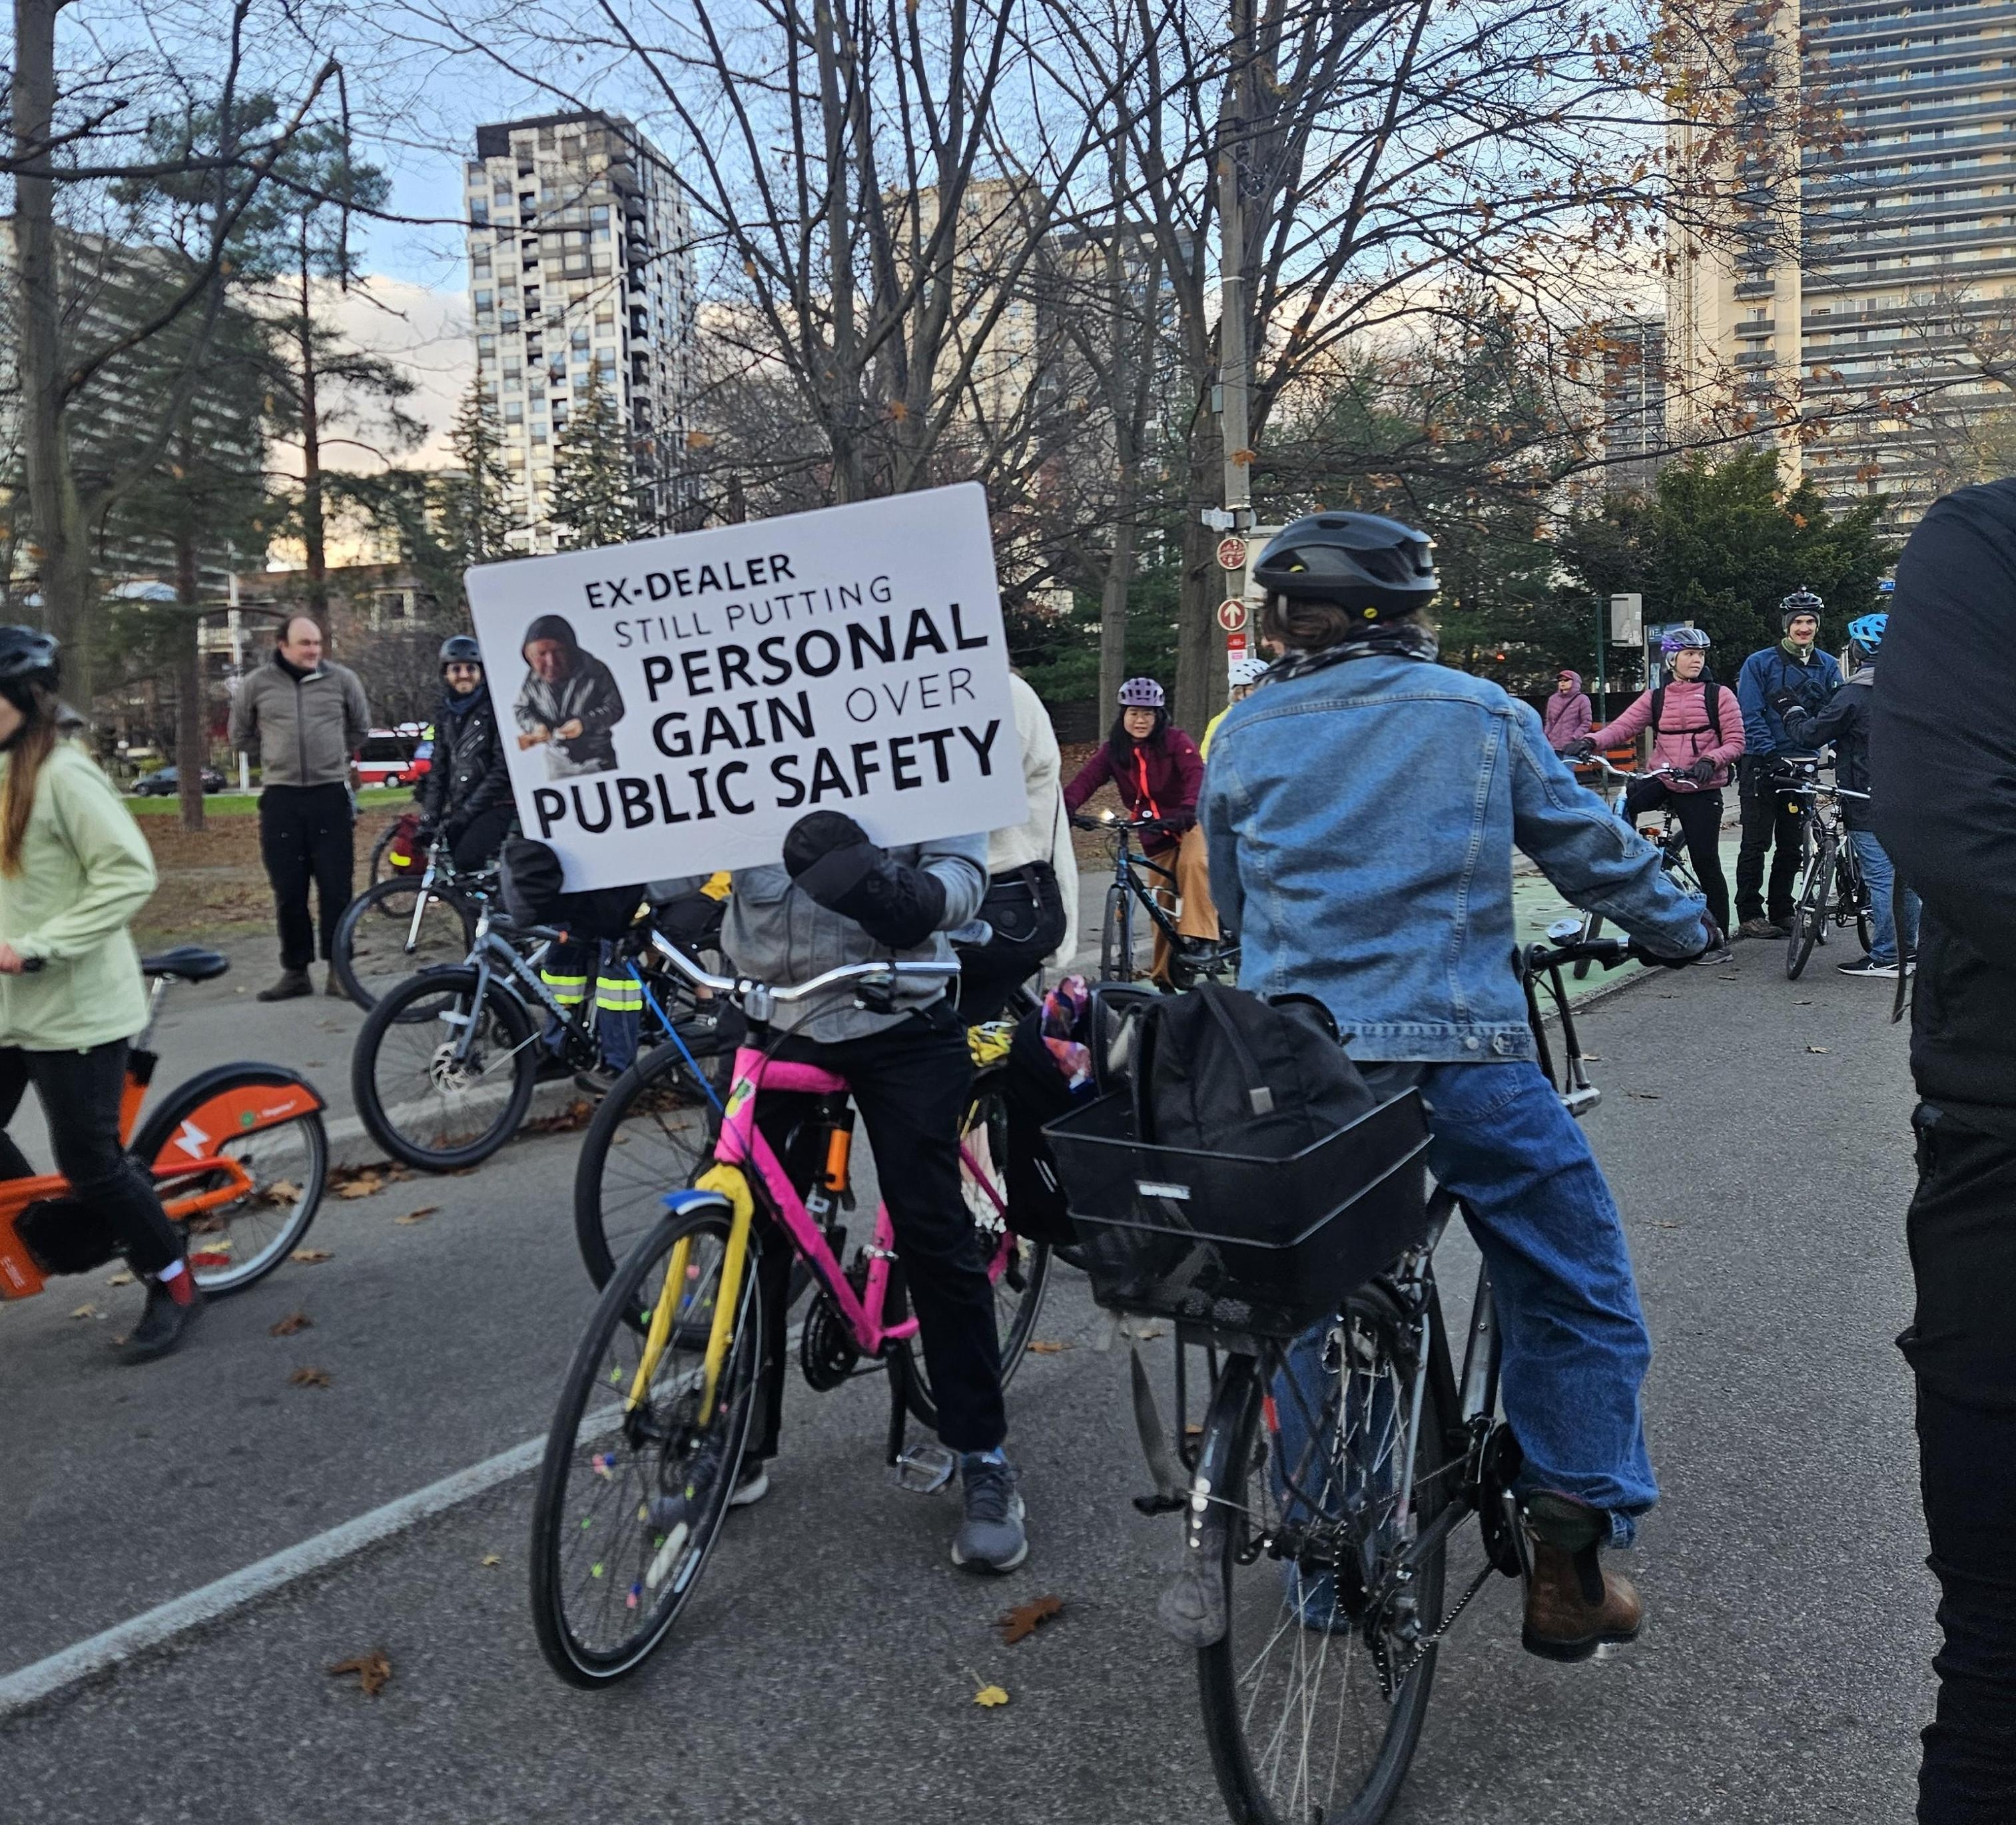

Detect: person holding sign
649,813,1030,1575
513,615,626,778
1062,677,1218,986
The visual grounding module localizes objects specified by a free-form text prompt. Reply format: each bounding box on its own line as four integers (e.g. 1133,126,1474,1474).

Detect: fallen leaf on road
328,1651,392,1696
263,1180,302,1207
1626,1090,1662,1100
69,1302,100,1320
1025,1340,1069,1355
1652,1221,1682,1229
480,1552,502,1568
972,1683,1010,1708
106,1270,134,1287
394,1206,438,1226
269,1310,314,1337
523,1098,595,1136
288,1365,332,1388
290,1248,334,1264
1792,1000,1814,1006
335,1178,382,1201
998,1595,1063,1644
1806,1046,1829,1054
1581,1053,1602,1062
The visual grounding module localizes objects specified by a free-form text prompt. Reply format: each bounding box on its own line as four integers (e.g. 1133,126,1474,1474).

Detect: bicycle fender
132,1064,327,1170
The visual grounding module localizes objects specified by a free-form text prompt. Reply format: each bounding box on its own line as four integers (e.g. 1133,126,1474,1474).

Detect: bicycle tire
1786,832,1833,981
1840,845,1873,953
574,1034,731,1289
896,1068,1052,1431
529,1204,763,1686
1197,1300,1456,1825
1100,882,1132,982
352,966,539,1171
330,877,478,1014
142,1070,327,1293
368,821,399,887
1570,911,1604,980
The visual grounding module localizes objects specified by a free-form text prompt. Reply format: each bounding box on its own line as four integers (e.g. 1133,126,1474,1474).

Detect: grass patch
126,785,414,817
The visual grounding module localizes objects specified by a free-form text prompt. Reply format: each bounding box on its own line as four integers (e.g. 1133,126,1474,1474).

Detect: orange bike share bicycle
0,946,328,1301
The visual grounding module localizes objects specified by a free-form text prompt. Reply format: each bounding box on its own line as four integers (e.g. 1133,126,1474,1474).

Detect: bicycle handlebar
645,928,958,1020
1526,936,1632,974
1071,811,1172,833
1588,756,1688,784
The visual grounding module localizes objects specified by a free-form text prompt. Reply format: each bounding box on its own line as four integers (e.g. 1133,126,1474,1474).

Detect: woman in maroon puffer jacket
1062,677,1212,984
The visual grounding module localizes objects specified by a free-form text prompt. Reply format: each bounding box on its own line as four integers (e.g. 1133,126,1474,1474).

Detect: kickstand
884,1350,908,1467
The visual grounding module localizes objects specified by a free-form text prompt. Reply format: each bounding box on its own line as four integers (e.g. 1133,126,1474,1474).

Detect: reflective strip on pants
541,972,587,1007
595,974,642,1014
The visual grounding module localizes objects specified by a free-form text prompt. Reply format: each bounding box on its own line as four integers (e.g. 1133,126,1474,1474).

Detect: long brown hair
0,685,61,877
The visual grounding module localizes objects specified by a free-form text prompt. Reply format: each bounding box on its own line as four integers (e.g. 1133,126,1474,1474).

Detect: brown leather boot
1520,1493,1644,1663
256,968,312,1003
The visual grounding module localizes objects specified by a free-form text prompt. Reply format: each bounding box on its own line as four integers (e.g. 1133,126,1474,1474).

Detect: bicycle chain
1387,1557,1497,1690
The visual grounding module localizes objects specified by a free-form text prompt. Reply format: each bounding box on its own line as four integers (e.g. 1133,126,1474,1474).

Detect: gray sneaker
951,1451,1028,1573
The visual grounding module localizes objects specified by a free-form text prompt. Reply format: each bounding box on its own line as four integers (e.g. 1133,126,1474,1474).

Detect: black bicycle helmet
1251,512,1439,621
0,626,60,710
440,634,483,671
1780,587,1824,631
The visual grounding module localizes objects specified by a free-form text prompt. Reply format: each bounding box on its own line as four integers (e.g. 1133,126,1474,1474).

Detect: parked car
133,766,226,796
354,724,434,790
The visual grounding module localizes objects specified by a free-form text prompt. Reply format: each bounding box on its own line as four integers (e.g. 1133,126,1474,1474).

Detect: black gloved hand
1687,757,1718,783
1572,737,1596,760
783,811,948,950
441,815,468,847
1629,915,1719,969
1771,691,1798,713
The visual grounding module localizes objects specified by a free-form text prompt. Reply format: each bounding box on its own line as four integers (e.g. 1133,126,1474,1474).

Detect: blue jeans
1849,828,1919,966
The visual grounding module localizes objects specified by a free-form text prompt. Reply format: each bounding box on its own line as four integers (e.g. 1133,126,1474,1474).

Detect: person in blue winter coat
1731,589,1842,937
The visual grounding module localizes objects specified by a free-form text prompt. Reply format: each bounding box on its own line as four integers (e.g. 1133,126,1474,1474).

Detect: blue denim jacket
1201,653,1710,1062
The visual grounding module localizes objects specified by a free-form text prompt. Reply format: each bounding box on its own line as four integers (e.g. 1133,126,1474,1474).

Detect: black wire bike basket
1044,1089,1435,1337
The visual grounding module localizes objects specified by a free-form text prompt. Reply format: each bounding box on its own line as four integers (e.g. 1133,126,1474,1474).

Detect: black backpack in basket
1130,979,1375,1158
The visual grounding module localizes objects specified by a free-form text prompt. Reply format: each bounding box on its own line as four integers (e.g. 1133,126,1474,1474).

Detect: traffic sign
1217,599,1249,634
1216,536,1249,573
1225,631,1249,653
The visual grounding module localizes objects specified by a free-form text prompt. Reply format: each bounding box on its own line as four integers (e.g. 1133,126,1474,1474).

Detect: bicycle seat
141,946,230,983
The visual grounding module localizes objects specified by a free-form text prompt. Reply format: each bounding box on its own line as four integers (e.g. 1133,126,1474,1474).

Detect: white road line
0,1431,549,1720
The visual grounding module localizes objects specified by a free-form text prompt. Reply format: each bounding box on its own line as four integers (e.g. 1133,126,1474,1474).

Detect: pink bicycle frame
709,1046,1016,1357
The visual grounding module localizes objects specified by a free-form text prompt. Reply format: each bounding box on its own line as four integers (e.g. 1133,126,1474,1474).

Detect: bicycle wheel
1840,844,1873,952
142,1072,328,1293
331,878,477,1014
1199,1297,1457,1825
575,1036,730,1289
1785,832,1832,981
896,1067,1052,1431
529,1204,763,1686
1100,883,1132,982
352,966,540,1170
368,821,399,887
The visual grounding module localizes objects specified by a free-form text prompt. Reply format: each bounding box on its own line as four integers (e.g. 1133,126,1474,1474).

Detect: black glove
1770,691,1797,713
1630,916,1718,969
441,814,469,847
783,811,948,950
1572,737,1596,760
1687,758,1718,783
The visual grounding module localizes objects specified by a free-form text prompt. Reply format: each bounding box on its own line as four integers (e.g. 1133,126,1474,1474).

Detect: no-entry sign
1217,599,1249,634
1216,536,1248,573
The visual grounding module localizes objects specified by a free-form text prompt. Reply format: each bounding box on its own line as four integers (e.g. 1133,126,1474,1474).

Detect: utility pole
1215,0,1253,543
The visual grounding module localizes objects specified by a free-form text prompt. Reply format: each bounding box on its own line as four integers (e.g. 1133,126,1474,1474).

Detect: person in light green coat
0,628,199,1361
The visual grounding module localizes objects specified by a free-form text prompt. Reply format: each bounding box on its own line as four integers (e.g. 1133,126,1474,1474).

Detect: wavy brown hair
0,685,61,877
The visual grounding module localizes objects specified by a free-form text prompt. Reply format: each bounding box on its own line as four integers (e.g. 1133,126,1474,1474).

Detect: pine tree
549,374,640,550
444,384,516,565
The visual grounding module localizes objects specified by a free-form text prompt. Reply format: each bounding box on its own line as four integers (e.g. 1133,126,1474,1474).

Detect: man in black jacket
1871,477,2016,1824
419,636,513,871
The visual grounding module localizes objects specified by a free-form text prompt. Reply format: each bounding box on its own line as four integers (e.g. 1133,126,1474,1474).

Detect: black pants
447,803,513,875
1624,778,1729,934
1903,1106,2016,1822
260,783,354,970
749,1001,1005,1456
1735,756,1806,926
0,1040,181,1276
955,865,1068,1026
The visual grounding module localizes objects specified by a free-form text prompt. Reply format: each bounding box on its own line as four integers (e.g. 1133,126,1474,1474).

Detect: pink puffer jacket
1589,679,1746,791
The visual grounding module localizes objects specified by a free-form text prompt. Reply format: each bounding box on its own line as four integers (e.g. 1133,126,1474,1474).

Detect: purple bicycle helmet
1118,677,1166,708
1659,626,1711,657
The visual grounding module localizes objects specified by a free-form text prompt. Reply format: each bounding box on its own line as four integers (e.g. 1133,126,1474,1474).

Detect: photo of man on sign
515,613,627,777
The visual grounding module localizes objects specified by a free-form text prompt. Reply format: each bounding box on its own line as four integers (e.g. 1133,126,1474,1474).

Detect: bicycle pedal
888,1443,957,1495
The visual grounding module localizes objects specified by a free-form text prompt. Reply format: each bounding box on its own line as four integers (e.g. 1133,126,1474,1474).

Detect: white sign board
464,483,1027,891
1609,592,1643,646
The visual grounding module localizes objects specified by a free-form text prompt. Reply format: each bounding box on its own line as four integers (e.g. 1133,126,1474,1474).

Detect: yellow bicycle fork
625,1165,755,1427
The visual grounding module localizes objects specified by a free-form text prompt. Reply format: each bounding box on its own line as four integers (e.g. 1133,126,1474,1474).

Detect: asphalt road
1,930,1933,1824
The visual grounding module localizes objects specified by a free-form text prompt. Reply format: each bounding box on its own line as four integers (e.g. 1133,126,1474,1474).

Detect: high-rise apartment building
465,112,695,552
1665,0,2016,522
1597,315,1670,494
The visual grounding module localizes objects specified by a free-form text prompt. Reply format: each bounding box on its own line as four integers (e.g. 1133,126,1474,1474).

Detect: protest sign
464,482,1028,891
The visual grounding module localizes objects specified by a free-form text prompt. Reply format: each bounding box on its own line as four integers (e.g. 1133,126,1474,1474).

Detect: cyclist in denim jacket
1201,512,1714,1661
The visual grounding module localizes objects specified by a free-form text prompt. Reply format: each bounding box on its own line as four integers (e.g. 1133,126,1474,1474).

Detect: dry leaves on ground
290,1248,334,1264
329,1163,412,1201
70,1302,101,1321
263,1180,302,1207
1806,1046,1830,1054
1025,1340,1069,1355
288,1365,332,1388
328,1651,392,1696
972,1682,1010,1708
394,1207,438,1226
105,1270,134,1287
523,1099,595,1137
998,1595,1063,1645
480,1552,502,1568
269,1310,314,1337
1626,1090,1662,1100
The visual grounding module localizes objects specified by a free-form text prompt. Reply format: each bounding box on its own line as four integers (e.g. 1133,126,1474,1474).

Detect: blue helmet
1847,611,1887,653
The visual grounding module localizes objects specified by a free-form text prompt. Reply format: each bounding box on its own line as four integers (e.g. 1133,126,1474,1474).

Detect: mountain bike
1778,758,1872,980
0,946,326,1301
1046,924,1629,1825
351,905,712,1172
1570,758,1708,977
330,836,499,1014
1074,811,1238,987
529,942,1051,1686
